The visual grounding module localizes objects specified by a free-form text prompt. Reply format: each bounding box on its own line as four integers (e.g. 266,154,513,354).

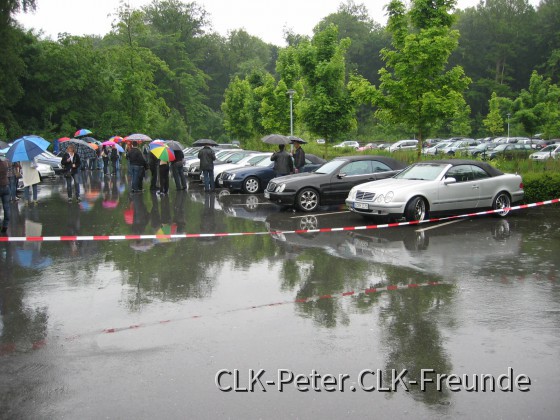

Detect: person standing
292,140,306,173
7,161,21,202
148,151,159,191
61,144,82,202
101,146,110,174
20,159,41,206
110,145,119,176
198,144,216,192
128,141,147,193
158,160,170,195
171,148,187,190
0,157,11,233
270,144,293,176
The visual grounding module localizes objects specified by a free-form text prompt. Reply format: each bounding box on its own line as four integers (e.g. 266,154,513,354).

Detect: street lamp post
507,113,511,139
287,89,296,137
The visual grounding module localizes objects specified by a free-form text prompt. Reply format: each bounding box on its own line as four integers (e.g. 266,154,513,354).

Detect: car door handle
472,185,479,189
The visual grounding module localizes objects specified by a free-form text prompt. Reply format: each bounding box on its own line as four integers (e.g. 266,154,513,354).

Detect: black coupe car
264,155,407,212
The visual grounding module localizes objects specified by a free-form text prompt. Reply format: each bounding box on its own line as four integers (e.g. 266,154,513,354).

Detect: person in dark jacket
0,157,11,232
271,144,293,176
128,141,147,192
148,152,159,191
171,148,187,190
101,146,110,174
110,146,119,176
61,144,82,202
198,145,216,192
292,140,306,173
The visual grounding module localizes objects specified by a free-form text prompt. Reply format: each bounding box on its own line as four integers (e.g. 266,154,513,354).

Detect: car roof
332,155,407,169
419,159,504,176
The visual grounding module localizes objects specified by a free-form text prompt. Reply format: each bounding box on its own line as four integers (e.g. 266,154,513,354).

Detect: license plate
354,202,369,210
264,191,270,199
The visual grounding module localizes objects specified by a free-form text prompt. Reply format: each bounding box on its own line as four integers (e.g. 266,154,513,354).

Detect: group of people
270,139,306,177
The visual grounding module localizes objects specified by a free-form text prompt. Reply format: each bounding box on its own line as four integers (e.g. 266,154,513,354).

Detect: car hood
530,151,551,157
272,172,324,184
355,178,429,193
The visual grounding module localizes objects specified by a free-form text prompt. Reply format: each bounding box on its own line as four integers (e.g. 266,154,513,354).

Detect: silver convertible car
346,160,524,221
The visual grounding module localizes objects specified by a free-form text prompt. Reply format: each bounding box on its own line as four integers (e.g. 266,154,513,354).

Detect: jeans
131,165,144,191
202,169,215,191
172,162,186,189
24,184,38,202
8,176,17,200
65,173,80,198
0,186,10,228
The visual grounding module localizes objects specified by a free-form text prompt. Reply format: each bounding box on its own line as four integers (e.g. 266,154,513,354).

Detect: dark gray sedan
265,156,407,212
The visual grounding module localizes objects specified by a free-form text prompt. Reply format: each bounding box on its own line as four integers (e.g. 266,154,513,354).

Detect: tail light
520,182,524,190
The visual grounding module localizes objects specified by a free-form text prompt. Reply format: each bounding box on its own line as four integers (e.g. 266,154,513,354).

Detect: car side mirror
444,177,456,185
337,173,347,179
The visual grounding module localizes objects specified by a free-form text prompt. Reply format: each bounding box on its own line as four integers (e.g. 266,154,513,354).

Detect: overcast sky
15,0,541,46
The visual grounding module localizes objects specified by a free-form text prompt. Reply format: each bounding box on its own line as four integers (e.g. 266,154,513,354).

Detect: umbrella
59,138,97,160
126,133,152,142
151,145,175,162
58,137,71,143
193,138,218,146
103,199,119,209
102,141,124,152
155,223,178,243
262,134,290,145
75,129,92,137
149,140,166,149
0,140,9,149
288,136,307,144
165,140,185,151
6,135,50,162
109,136,124,143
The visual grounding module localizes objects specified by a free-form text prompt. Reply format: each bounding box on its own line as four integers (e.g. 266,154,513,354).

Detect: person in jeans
0,157,11,233
198,145,216,192
61,144,82,202
127,141,147,193
171,148,187,190
7,161,21,202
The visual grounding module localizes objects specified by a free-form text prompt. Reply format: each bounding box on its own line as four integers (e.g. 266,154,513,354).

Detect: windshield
494,144,508,151
541,145,556,152
256,157,273,167
246,155,268,165
394,163,446,181
314,160,344,174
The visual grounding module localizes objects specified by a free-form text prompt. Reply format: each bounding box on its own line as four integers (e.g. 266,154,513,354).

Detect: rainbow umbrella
149,140,166,149
102,141,124,152
58,137,71,142
150,145,175,162
109,136,124,143
155,223,178,243
75,129,92,137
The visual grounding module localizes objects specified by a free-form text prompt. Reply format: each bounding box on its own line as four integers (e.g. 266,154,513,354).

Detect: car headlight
348,188,357,200
384,191,394,203
275,183,286,193
376,194,385,203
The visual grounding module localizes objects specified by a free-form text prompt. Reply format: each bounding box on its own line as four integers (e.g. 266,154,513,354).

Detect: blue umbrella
6,135,50,162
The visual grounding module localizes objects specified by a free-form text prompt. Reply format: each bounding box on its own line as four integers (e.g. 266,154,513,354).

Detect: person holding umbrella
61,144,82,202
271,144,294,177
171,147,186,190
291,138,306,173
128,141,147,193
0,156,11,233
198,143,216,192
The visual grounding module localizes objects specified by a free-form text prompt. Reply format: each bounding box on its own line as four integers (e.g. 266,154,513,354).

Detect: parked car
423,140,454,156
265,156,407,212
482,143,533,160
467,142,497,157
219,154,326,194
440,139,479,155
529,144,560,160
388,139,418,152
357,143,377,151
35,151,64,175
346,160,524,221
185,148,243,177
210,152,271,183
333,141,359,149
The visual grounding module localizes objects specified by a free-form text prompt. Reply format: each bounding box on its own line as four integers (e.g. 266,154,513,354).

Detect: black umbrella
165,140,185,151
193,139,218,146
59,138,97,160
262,134,290,145
288,136,307,144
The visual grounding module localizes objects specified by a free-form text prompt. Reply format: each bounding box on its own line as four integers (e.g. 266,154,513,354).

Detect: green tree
296,24,356,142
221,76,255,140
483,92,506,136
350,0,471,154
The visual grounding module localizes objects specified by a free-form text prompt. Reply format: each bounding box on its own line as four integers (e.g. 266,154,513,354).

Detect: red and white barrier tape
0,198,558,243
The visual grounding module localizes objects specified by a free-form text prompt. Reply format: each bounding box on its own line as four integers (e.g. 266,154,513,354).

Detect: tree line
0,0,558,145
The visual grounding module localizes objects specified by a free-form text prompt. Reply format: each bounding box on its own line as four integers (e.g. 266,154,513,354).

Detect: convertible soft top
420,159,504,177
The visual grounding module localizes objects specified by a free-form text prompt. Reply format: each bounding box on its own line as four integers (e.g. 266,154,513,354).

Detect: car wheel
242,176,260,194
296,188,319,212
492,192,511,217
404,196,428,222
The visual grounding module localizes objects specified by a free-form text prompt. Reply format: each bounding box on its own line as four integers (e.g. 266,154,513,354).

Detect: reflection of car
346,160,524,221
482,143,532,160
219,154,325,194
218,194,281,222
333,141,359,149
265,156,407,212
529,144,560,160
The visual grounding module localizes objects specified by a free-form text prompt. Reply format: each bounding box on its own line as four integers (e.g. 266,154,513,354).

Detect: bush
521,172,560,203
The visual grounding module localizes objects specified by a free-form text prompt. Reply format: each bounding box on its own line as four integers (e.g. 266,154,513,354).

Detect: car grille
267,182,277,192
356,191,376,201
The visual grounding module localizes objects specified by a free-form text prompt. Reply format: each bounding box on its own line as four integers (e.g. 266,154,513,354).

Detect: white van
388,139,418,152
